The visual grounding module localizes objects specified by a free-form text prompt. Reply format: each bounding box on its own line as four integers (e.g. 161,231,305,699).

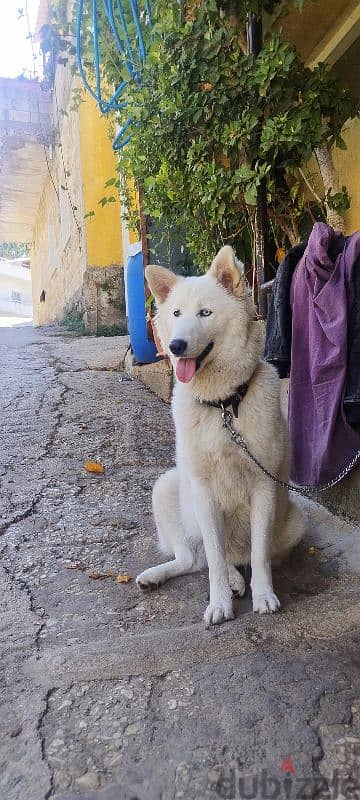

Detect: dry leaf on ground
88,571,115,580
84,461,105,474
85,570,132,582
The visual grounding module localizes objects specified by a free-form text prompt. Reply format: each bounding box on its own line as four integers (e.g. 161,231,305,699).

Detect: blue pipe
76,0,152,148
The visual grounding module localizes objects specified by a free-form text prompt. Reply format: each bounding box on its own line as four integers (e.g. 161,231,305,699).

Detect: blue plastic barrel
125,249,157,363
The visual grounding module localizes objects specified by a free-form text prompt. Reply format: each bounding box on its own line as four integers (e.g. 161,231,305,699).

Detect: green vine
79,0,358,268
48,0,358,271
100,281,126,312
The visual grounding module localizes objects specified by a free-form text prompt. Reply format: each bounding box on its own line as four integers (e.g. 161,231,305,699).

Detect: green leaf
327,187,350,213
244,185,258,206
335,136,347,151
98,0,357,272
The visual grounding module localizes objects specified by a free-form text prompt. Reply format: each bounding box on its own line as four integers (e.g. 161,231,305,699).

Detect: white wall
0,261,33,317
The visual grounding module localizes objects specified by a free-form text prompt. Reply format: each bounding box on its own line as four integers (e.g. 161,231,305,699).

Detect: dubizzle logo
215,752,359,800
280,757,295,776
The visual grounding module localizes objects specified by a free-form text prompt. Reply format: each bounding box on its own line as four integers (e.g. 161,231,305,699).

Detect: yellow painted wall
79,97,123,267
302,2,360,235
31,70,87,325
31,163,85,326
30,68,127,325
333,116,360,234
31,178,60,326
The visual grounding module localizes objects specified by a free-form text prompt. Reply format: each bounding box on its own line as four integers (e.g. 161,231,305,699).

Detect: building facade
0,0,132,334
0,258,33,318
29,60,128,332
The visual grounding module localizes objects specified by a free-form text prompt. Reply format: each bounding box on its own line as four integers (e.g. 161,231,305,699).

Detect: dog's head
146,245,254,388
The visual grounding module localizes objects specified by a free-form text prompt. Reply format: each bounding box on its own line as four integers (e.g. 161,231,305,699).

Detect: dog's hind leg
227,562,246,596
272,498,306,563
136,469,200,590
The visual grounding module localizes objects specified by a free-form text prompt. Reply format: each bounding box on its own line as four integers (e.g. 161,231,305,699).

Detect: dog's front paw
204,598,234,628
252,589,281,614
136,566,166,590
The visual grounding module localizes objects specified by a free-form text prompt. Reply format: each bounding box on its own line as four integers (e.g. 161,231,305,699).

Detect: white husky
136,246,305,626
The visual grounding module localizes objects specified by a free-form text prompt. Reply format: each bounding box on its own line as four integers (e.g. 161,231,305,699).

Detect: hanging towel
289,222,360,486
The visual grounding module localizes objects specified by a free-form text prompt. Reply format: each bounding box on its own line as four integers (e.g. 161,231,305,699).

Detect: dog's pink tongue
176,358,197,383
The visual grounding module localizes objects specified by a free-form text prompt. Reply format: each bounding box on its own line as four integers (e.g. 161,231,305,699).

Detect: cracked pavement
0,322,359,800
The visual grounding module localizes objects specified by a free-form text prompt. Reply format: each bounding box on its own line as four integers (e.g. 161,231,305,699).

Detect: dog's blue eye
199,309,212,317
174,309,181,317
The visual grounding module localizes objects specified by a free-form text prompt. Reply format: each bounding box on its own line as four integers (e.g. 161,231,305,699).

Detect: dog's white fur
136,246,305,626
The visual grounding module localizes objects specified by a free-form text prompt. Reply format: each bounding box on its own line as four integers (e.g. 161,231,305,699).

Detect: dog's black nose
169,338,187,356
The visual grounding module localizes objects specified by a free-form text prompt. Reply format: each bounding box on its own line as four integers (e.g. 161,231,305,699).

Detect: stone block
83,265,127,335
312,469,360,525
124,349,173,403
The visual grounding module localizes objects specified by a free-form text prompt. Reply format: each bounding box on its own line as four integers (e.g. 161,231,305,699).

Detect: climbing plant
80,0,359,267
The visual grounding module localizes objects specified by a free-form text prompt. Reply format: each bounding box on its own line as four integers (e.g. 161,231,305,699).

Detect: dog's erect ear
208,245,244,294
145,265,179,304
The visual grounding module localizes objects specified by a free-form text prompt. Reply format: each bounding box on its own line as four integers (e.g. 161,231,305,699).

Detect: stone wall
0,77,52,143
313,470,360,524
83,265,126,334
30,60,127,332
0,78,52,242
31,70,87,326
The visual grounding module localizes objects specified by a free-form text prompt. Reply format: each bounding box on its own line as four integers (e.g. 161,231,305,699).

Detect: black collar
197,382,249,418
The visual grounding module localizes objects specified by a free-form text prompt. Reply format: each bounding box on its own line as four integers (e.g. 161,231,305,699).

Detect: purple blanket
289,222,360,486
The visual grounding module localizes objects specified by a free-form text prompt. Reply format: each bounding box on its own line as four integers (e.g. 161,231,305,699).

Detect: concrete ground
1,323,359,800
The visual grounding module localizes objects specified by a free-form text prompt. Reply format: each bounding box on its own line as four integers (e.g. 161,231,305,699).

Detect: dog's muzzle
174,341,214,383
169,338,187,356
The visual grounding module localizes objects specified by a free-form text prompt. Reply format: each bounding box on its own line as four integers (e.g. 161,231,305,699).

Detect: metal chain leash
221,407,360,496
